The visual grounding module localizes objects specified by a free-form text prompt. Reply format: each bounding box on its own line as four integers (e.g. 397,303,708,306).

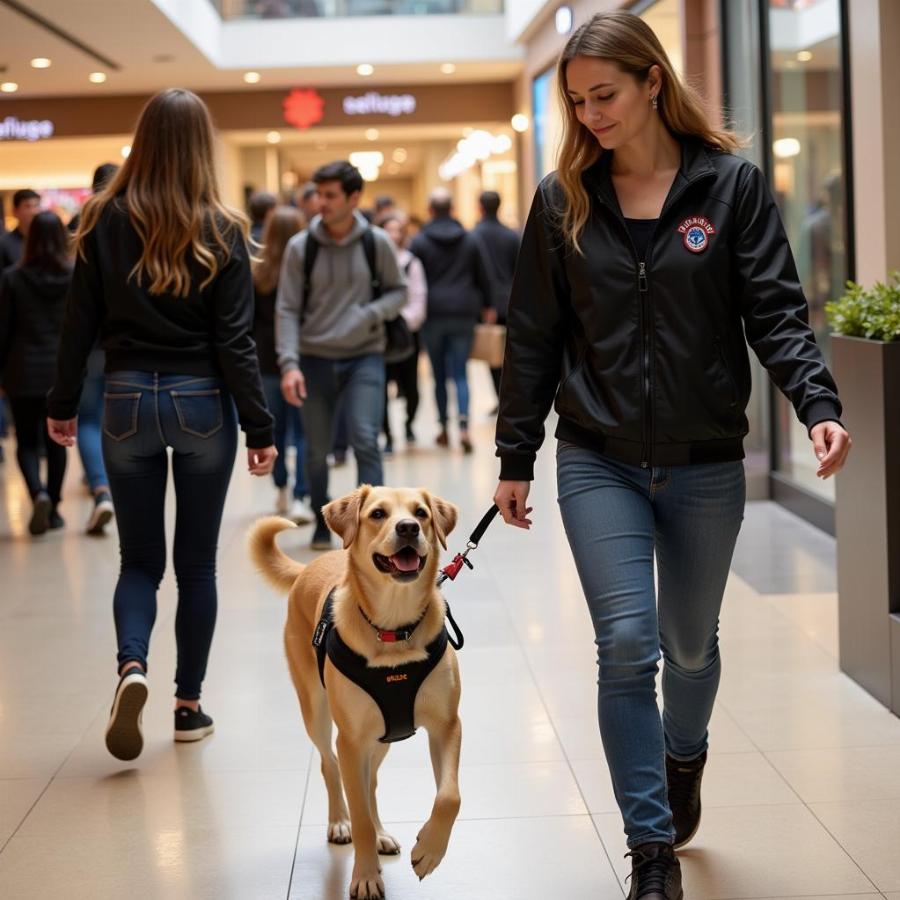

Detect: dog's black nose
395,519,420,539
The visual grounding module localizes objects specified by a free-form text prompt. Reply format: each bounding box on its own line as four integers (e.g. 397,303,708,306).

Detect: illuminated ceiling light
492,134,513,154
121,145,132,158
365,128,380,141
440,63,456,75
243,71,261,84
357,64,374,77
797,50,813,62
555,5,573,35
773,137,801,158
511,113,530,133
30,58,52,69
392,147,408,163
1,82,19,93
89,72,107,84
349,150,384,181
266,131,282,144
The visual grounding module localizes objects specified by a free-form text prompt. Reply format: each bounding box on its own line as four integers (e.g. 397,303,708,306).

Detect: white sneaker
105,668,148,761
275,486,289,515
289,497,315,525
85,491,114,536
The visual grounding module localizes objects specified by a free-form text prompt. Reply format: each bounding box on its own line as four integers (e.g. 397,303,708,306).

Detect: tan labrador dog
248,485,461,900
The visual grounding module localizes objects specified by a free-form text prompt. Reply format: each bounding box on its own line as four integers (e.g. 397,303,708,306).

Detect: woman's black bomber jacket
495,139,842,480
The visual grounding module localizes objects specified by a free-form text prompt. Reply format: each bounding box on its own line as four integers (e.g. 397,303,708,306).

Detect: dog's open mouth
373,547,427,580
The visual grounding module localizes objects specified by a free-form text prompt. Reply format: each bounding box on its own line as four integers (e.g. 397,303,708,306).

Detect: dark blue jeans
78,371,109,492
261,374,307,499
103,372,237,700
300,354,385,516
556,442,745,847
422,318,475,426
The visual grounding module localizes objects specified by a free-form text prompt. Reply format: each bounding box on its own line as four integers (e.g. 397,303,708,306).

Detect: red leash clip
440,553,468,582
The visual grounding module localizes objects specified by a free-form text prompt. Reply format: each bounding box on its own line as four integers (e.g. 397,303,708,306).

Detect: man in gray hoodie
277,160,407,549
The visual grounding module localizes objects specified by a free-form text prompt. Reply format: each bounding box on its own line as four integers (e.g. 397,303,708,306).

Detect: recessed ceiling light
89,72,107,84
797,50,813,62
1,82,18,93
511,114,530,133
266,131,282,144
365,128,379,141
440,63,456,75
243,71,261,84
121,145,132,159
392,148,408,163
30,58,52,69
357,64,374,77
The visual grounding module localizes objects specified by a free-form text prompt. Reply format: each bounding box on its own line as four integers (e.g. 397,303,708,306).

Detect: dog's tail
248,517,305,594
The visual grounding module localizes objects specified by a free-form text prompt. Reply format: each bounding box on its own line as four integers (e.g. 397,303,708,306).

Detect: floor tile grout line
479,551,626,898
286,745,315,900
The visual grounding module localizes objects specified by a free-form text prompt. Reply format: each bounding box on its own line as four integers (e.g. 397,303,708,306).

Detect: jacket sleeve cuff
245,428,274,449
802,398,844,435
498,453,536,481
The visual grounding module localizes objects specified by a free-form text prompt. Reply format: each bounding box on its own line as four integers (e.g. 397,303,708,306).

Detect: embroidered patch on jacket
677,216,716,253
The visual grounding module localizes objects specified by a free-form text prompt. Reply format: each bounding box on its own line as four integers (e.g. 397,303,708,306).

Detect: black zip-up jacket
48,202,273,448
0,264,70,398
410,216,493,321
496,140,842,480
473,216,521,319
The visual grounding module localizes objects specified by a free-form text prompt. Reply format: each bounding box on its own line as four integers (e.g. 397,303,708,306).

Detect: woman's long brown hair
555,11,742,254
252,206,305,295
75,88,250,297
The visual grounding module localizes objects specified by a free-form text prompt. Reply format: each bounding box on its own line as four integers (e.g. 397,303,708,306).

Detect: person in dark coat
410,188,493,453
473,190,521,403
0,189,41,270
0,211,71,535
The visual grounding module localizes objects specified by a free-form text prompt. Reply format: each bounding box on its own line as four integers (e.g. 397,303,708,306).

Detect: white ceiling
0,0,521,98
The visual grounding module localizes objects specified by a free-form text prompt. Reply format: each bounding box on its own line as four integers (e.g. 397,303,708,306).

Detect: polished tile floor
1,367,899,899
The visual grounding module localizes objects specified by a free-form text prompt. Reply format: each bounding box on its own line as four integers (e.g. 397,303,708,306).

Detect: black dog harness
313,590,449,743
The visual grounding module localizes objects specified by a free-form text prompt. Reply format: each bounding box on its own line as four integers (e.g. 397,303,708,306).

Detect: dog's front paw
349,870,385,899
410,823,448,881
376,832,401,855
328,820,352,844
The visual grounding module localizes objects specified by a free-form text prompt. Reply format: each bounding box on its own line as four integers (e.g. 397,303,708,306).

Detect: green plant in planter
826,271,900,342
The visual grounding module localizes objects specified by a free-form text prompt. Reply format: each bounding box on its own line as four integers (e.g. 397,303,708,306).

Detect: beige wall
848,0,900,283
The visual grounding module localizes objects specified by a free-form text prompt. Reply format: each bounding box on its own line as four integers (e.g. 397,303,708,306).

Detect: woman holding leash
47,89,277,762
494,12,850,898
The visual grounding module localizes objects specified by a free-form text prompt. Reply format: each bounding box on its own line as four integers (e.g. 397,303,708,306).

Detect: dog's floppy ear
323,486,371,550
421,490,458,550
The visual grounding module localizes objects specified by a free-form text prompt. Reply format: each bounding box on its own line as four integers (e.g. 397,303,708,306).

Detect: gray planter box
833,334,900,714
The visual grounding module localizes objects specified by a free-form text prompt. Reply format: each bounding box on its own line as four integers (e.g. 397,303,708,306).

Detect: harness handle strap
467,504,500,548
444,601,465,650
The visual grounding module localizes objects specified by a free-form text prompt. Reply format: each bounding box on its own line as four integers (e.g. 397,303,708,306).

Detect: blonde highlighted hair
252,206,305,295
555,11,742,253
75,88,249,297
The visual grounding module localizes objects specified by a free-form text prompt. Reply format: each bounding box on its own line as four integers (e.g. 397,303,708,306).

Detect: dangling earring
651,95,658,111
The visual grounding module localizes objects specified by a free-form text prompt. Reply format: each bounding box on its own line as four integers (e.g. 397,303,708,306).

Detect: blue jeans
422,319,475,426
261,374,308,498
103,372,238,700
78,372,109,492
300,354,385,516
556,442,745,847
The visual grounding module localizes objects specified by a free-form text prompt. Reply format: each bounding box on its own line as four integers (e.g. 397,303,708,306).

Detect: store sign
0,116,55,142
342,92,417,118
283,89,326,130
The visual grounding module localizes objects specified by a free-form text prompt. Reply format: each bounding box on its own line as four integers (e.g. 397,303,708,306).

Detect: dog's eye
414,508,428,519
370,509,387,520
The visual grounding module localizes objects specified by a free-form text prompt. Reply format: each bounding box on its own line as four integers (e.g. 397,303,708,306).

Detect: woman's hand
810,421,852,479
494,480,533,530
248,445,278,476
47,417,77,447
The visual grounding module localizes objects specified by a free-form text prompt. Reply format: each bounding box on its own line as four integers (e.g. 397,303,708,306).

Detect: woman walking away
380,211,427,452
0,211,71,535
493,12,851,898
252,205,314,523
47,89,277,762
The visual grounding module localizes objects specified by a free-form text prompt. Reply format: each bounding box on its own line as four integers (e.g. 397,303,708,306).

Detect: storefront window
767,0,847,501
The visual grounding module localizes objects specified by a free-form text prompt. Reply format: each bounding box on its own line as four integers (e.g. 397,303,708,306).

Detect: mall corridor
1,369,899,900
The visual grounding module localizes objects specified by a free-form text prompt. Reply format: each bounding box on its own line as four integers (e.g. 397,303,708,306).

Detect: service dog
248,485,461,899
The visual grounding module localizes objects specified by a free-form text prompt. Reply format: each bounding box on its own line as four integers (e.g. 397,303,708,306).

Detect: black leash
437,504,501,651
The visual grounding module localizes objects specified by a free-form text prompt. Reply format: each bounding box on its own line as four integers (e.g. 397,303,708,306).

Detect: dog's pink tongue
390,552,419,573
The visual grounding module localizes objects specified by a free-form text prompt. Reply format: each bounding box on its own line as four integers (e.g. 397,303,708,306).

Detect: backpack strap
301,232,320,323
361,227,383,300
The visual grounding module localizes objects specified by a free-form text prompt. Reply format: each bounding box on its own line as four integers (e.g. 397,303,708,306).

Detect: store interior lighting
349,150,384,181
357,64,374,77
121,145,132,159
440,130,514,181
243,71,261,84
89,72,107,84
30,58,51,69
773,137,801,158
1,82,18,93
511,114,530,133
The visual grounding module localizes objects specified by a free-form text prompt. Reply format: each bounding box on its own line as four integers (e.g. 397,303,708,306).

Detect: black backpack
303,228,415,363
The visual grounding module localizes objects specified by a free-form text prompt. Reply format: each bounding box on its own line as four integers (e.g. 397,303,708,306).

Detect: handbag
470,323,506,369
